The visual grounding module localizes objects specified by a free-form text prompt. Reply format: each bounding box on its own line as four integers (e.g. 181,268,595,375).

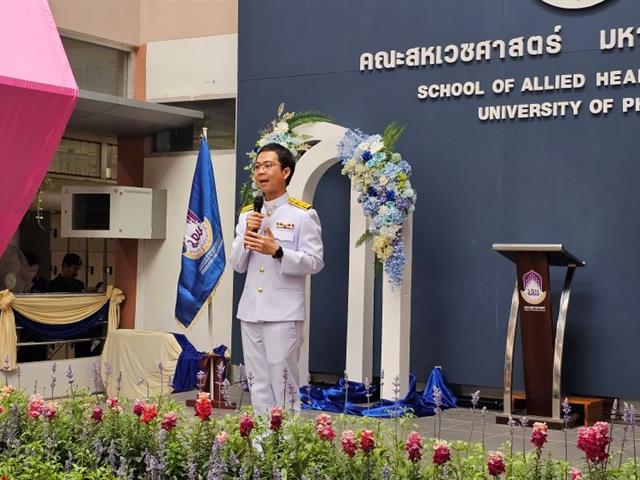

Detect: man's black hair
62,253,82,267
257,143,296,186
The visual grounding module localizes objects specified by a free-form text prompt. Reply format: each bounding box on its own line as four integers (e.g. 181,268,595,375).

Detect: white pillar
380,214,413,399
345,185,374,382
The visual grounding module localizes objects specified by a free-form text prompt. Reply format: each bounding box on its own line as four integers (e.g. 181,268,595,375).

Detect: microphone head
253,195,264,212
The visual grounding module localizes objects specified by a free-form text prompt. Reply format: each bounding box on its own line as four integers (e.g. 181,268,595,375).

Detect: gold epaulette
288,197,312,210
241,204,254,213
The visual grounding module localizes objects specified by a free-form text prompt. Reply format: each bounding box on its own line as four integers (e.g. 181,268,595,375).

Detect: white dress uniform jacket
231,192,324,322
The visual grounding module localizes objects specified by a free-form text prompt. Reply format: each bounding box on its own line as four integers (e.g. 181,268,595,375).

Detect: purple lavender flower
520,416,529,428
187,456,197,480
432,386,443,413
108,440,118,470
273,466,283,480
562,397,572,419
392,375,401,402
471,390,480,410
117,456,127,478
91,362,100,392
93,438,104,462
65,365,74,387
206,442,225,480
381,464,392,480
116,371,123,396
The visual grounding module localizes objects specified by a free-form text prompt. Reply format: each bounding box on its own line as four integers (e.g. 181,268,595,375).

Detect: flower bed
0,383,638,479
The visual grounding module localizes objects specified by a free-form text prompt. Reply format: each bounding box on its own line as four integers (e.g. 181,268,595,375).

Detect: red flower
530,422,548,450
0,405,5,414
132,399,144,417
91,406,103,423
341,430,357,458
487,451,506,477
27,394,44,419
240,412,254,437
270,406,284,431
405,431,422,462
161,411,177,431
577,422,610,464
359,429,375,453
194,392,212,421
315,413,335,441
432,440,451,466
140,402,158,424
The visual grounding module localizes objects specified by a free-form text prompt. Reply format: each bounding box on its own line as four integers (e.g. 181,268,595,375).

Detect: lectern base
496,410,580,430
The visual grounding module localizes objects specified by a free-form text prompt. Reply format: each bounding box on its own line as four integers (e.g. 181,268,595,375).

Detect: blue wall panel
236,0,640,397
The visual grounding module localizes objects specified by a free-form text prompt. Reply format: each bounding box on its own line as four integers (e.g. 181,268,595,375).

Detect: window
50,138,117,180
153,99,236,152
61,37,129,96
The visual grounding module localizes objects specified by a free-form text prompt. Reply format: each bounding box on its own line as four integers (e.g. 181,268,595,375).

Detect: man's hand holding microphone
243,196,279,256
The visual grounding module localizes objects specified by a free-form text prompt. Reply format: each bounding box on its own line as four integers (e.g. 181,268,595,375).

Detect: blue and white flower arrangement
240,103,331,209
338,124,416,287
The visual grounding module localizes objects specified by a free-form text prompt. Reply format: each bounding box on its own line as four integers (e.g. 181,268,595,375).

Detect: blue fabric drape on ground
14,303,108,340
300,367,457,418
171,333,205,392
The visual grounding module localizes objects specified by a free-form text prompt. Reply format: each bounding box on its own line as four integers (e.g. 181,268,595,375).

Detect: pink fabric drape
0,0,78,256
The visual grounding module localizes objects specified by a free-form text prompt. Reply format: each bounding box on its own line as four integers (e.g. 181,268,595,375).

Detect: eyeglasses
252,161,279,172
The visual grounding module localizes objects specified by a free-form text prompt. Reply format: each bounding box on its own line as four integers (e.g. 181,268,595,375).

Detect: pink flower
341,430,357,458
43,402,57,420
240,412,254,437
216,431,228,445
161,411,177,431
432,440,451,466
315,413,335,441
405,431,423,462
487,451,506,477
577,422,610,464
132,399,144,417
530,422,548,450
140,402,158,424
569,467,583,480
359,429,375,454
270,406,283,431
194,392,212,421
91,406,103,423
27,394,44,419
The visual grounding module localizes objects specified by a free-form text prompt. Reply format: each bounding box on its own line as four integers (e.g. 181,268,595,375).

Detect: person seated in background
24,251,48,293
49,253,85,293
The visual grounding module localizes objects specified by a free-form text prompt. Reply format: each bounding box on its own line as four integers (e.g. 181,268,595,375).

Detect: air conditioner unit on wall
61,186,167,239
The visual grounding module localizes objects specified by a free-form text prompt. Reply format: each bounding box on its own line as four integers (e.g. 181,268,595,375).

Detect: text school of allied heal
1,0,640,478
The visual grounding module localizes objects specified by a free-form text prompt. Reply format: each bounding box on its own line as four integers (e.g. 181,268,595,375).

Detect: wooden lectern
493,244,585,421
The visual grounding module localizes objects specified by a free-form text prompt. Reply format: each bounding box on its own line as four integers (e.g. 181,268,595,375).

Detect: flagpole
200,127,215,362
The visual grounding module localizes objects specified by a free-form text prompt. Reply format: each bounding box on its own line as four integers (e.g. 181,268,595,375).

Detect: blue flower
361,150,372,161
385,190,395,202
337,129,367,164
367,187,378,197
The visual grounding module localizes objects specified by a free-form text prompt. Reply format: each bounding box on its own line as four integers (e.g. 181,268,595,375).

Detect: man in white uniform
231,143,324,414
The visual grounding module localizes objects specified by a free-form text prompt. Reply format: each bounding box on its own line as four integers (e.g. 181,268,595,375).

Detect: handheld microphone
252,195,264,232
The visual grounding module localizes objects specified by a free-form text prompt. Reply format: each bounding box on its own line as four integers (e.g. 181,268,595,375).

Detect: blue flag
175,138,226,327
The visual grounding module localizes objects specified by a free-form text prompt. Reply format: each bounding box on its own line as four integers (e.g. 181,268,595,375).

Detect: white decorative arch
288,122,413,398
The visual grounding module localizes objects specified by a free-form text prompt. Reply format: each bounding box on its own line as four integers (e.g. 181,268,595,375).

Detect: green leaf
355,230,374,247
287,111,333,130
382,122,406,153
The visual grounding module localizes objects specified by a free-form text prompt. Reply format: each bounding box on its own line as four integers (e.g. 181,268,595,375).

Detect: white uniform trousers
240,320,304,415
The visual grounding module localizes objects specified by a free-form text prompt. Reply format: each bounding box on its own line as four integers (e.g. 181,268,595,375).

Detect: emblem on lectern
541,0,608,9
520,270,547,305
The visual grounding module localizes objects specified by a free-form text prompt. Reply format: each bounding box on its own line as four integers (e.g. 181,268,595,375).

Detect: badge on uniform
276,222,295,230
